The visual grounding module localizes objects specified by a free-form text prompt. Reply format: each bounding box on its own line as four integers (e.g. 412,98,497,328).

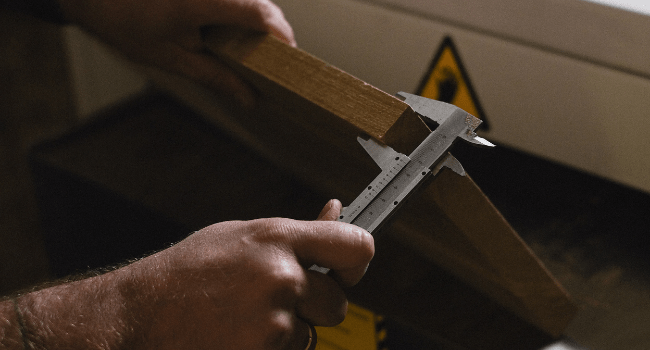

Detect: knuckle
269,259,304,295
270,311,293,333
243,0,275,28
265,310,295,348
255,0,280,21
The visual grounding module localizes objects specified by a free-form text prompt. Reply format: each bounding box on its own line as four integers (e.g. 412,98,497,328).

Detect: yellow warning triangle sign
417,37,488,130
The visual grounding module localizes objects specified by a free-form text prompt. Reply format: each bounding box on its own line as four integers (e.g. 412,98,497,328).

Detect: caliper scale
338,92,494,235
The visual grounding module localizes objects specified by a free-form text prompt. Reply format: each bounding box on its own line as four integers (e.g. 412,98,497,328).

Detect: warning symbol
417,37,488,130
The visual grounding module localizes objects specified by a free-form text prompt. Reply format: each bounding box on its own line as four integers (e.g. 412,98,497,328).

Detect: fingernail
317,200,335,220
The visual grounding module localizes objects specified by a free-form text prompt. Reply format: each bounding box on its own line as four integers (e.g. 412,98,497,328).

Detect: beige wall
274,0,650,193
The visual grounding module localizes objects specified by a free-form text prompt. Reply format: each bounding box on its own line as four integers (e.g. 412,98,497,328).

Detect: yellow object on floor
316,303,379,350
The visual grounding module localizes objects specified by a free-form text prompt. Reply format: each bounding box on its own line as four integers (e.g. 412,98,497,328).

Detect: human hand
122,199,373,349
9,200,372,350
58,0,296,108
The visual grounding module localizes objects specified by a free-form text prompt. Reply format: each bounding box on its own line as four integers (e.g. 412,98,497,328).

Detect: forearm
0,299,24,349
1,208,373,349
6,270,139,350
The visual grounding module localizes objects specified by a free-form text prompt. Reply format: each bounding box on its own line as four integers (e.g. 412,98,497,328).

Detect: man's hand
9,200,374,350
126,199,373,349
57,0,296,108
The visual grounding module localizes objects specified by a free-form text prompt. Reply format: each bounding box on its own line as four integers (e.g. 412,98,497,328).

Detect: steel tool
338,92,494,234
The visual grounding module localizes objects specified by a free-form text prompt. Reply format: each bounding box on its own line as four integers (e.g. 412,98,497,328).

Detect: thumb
316,199,342,221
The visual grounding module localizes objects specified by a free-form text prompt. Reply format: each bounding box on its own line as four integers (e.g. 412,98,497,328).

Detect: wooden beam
202,28,577,343
205,27,430,155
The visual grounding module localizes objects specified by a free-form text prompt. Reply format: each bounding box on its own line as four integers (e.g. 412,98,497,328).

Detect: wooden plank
205,27,429,155
200,28,577,341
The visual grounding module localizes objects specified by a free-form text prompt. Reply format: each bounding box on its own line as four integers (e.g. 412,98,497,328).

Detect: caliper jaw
396,92,495,148
313,93,494,272
340,92,495,235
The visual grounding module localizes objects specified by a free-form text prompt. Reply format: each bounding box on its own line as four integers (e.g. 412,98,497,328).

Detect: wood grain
201,28,577,341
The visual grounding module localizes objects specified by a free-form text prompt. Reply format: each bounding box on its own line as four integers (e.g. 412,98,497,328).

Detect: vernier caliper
337,92,494,235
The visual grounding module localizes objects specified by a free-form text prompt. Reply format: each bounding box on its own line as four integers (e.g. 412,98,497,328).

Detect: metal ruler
338,92,494,235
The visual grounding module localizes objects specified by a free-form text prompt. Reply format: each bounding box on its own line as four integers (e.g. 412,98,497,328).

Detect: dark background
2,9,650,350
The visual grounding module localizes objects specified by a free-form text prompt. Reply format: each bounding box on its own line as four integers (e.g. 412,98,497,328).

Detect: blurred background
1,0,649,349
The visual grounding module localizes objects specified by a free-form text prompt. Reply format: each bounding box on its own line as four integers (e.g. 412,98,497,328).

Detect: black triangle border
416,36,489,131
